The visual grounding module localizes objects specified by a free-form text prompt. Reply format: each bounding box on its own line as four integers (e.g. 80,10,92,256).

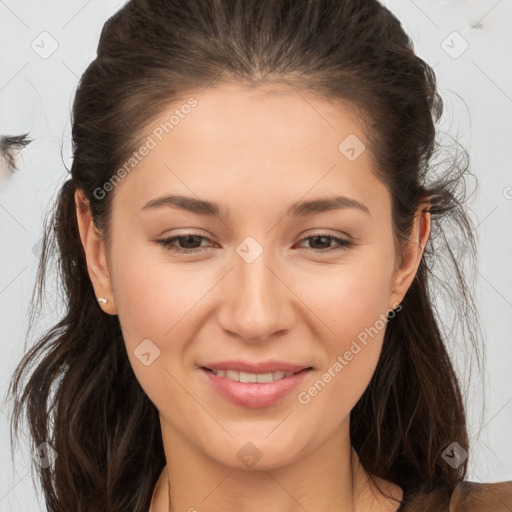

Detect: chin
203,430,315,471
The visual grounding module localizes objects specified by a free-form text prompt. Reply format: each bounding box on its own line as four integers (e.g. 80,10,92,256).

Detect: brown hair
8,1,481,511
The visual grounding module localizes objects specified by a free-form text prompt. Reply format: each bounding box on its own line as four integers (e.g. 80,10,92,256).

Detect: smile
209,369,296,382
200,366,312,408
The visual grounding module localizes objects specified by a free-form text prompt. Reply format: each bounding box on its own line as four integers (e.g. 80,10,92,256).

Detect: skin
75,83,430,512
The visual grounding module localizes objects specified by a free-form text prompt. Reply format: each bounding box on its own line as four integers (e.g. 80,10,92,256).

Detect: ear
75,189,118,315
388,203,431,309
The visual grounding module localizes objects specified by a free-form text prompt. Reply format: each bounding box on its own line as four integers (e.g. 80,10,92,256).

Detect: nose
216,245,295,343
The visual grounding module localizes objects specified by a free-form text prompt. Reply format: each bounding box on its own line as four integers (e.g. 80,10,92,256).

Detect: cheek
110,250,209,414
108,242,212,392
295,250,396,343
111,242,209,343
292,245,395,399
293,265,394,440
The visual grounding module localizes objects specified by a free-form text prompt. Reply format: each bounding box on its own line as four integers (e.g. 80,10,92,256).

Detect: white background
0,0,511,510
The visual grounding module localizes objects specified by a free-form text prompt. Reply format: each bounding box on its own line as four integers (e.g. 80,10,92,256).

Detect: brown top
397,480,512,511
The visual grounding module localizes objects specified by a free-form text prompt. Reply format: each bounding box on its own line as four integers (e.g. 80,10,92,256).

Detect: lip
201,360,309,374
200,362,312,408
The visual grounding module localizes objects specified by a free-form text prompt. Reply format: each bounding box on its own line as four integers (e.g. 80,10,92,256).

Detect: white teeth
226,370,238,380
239,371,257,383
256,372,274,383
210,369,297,382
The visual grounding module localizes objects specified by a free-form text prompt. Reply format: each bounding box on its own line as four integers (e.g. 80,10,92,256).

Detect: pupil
311,236,328,249
182,235,199,248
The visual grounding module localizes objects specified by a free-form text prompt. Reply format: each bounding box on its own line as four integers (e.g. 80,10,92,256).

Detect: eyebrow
141,194,370,217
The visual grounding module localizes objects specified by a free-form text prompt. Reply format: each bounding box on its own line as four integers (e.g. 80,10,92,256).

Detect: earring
97,297,108,304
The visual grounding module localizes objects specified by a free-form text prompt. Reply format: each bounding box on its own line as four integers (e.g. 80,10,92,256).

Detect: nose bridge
219,237,289,342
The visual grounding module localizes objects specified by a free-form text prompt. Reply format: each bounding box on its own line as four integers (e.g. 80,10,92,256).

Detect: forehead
154,83,366,162
110,83,388,218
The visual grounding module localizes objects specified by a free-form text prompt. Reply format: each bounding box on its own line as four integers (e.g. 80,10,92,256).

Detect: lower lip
201,368,312,408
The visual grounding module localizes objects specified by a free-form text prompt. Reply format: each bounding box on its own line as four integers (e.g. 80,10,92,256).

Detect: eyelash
156,232,354,254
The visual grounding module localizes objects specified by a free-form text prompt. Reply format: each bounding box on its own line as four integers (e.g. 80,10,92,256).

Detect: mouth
199,363,313,408
201,367,307,383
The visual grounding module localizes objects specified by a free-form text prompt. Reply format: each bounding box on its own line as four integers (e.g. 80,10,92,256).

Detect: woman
8,0,512,511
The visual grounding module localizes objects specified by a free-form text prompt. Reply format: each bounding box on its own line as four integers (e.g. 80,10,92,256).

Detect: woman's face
78,83,426,470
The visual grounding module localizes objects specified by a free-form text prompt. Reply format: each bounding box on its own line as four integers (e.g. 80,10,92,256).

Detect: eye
156,234,216,254
295,232,354,253
156,232,354,255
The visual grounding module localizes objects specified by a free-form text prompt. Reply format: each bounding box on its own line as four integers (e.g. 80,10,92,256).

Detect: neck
149,415,402,512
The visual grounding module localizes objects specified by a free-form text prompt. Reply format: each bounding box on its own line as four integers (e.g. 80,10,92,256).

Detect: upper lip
201,360,311,374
